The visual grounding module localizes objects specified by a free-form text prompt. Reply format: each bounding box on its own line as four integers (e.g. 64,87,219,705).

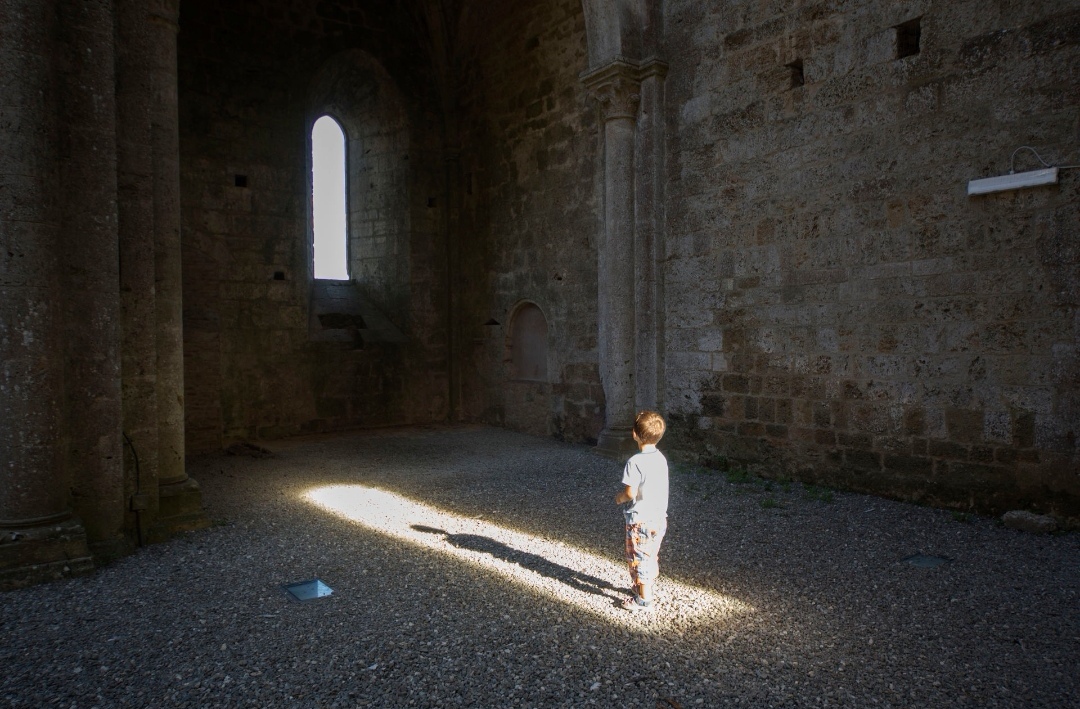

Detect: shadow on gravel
412,524,624,601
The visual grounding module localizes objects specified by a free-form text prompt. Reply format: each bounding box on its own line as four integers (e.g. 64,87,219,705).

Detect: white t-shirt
621,444,669,526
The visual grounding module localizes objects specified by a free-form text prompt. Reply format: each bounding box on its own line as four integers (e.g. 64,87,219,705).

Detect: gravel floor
2,425,1078,708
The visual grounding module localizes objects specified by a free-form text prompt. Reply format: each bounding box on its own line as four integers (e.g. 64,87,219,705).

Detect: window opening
311,115,349,280
786,59,804,88
896,18,921,59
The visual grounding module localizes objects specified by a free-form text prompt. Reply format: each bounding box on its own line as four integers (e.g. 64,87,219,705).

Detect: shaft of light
304,484,753,630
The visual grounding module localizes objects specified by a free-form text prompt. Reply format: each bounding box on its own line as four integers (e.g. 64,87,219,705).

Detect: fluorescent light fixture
967,167,1059,196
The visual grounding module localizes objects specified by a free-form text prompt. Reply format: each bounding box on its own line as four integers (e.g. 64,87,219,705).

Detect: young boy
613,410,669,611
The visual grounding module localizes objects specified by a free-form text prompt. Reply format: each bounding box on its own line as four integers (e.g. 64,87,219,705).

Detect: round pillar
0,0,93,588
584,63,642,458
115,0,162,544
58,0,126,558
149,0,188,489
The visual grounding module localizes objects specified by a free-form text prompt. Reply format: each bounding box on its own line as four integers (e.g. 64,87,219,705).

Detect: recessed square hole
896,17,921,59
273,271,286,281
282,578,333,602
786,59,804,88
234,174,248,188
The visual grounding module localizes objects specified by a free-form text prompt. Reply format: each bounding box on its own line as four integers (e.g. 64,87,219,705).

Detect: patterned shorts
624,520,667,585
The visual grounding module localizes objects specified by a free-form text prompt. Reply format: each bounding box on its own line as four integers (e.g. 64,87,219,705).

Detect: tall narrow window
311,115,348,280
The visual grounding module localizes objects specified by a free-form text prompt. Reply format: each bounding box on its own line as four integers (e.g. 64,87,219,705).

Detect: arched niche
508,302,549,382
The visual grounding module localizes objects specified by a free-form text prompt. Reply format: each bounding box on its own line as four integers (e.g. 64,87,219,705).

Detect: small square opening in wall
786,59,804,88
895,17,921,59
234,174,248,188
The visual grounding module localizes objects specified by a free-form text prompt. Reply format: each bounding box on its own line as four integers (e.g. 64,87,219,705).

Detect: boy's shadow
411,525,623,601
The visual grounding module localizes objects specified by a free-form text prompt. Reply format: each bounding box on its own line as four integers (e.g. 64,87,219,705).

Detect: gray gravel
2,425,1077,708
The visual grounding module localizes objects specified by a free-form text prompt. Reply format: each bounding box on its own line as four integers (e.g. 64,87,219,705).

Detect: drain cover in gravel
903,554,950,568
283,578,333,601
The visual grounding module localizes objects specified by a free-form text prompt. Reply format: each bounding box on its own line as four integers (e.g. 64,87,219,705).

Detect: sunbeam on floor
304,484,753,630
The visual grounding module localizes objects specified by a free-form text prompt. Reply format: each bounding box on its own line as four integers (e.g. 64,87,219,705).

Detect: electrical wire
1009,145,1080,172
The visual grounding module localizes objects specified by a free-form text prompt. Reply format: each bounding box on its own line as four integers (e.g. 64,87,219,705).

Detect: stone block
1001,510,1059,534
928,439,969,460
845,449,882,471
737,421,765,437
945,408,985,443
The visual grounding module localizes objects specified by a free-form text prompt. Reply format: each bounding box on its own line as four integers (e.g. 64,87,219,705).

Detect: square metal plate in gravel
283,578,333,601
903,554,951,568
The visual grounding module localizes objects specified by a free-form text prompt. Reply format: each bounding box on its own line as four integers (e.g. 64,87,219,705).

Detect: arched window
311,115,348,280
510,303,549,381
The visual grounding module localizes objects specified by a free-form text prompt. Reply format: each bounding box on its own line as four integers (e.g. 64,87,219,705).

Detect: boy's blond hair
633,410,666,445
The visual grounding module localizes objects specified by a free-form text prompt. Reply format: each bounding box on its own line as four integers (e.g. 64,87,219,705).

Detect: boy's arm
614,485,635,504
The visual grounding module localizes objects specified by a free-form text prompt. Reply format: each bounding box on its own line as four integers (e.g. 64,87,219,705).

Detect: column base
0,518,95,591
90,536,137,565
595,426,639,460
148,477,210,543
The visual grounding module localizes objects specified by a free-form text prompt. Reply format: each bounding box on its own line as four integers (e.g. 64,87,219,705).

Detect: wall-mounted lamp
967,167,1058,196
968,146,1076,196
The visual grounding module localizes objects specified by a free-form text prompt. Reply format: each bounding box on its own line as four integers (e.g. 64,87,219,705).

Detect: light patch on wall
312,115,349,280
303,484,753,630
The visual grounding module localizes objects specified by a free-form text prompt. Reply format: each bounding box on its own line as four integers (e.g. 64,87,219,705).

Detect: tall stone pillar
148,0,206,536
116,0,162,544
58,0,127,560
633,60,668,413
584,61,642,457
445,147,462,422
0,0,94,589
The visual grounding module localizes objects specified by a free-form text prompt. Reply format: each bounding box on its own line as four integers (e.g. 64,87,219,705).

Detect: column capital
581,57,668,121
581,58,641,120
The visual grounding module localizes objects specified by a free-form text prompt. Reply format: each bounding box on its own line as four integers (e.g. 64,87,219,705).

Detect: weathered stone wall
178,0,449,451
661,0,1080,517
455,0,605,443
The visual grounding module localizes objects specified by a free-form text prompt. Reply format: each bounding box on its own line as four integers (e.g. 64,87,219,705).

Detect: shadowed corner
302,484,755,629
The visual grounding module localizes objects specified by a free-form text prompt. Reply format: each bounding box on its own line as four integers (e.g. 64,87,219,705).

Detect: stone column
148,0,206,536
583,61,642,457
445,147,462,422
151,0,184,487
116,0,161,544
0,0,93,589
633,59,668,413
58,0,126,560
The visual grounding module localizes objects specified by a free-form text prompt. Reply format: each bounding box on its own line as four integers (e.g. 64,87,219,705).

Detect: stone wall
178,0,449,452
171,0,1077,518
661,0,1080,517
454,0,605,443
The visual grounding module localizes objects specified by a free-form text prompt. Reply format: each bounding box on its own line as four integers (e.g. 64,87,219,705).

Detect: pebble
1,426,1077,708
